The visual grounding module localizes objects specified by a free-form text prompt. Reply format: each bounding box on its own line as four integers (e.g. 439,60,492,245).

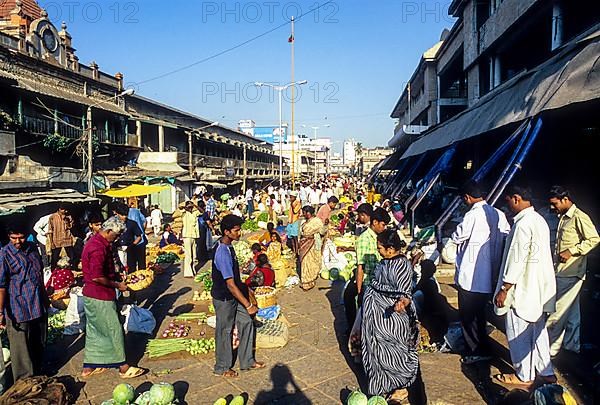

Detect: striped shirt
205,198,217,221
0,242,46,323
48,212,73,248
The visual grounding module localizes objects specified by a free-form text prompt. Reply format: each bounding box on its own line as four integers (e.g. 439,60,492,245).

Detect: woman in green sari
80,216,145,379
298,206,324,291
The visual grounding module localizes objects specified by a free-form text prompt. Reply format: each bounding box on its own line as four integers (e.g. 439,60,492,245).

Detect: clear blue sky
41,0,454,151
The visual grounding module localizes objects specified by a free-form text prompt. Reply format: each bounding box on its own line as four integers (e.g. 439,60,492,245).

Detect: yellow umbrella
102,184,169,198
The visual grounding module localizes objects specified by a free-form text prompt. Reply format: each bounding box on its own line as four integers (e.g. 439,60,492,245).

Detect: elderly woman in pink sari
298,206,324,291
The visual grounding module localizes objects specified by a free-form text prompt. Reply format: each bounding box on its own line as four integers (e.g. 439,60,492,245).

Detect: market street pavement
44,262,588,404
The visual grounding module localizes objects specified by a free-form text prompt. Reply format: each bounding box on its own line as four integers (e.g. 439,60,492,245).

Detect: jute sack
0,376,71,405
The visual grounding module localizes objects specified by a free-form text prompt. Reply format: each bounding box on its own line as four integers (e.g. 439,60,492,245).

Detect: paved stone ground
43,261,592,404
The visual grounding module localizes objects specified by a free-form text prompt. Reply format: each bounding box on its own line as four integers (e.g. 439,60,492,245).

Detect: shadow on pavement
254,363,310,404
125,264,191,366
323,280,367,393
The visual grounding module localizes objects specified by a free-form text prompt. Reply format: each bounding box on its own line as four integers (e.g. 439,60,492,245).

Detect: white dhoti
546,276,583,356
506,309,554,382
182,237,198,277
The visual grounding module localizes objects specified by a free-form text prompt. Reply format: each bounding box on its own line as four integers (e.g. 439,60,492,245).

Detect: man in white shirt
493,185,556,388
309,186,320,208
150,205,163,236
33,213,52,266
452,181,510,364
245,188,254,218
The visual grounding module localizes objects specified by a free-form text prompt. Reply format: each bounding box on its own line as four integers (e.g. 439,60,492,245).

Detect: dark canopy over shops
400,24,600,159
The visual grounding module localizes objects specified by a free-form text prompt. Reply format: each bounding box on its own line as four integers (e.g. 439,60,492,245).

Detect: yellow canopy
102,184,169,198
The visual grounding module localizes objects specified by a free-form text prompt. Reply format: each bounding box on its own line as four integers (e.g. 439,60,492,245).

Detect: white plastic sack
121,305,156,335
322,240,349,271
63,287,85,335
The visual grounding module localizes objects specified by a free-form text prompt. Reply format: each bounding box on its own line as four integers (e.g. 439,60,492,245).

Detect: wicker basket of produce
126,269,154,291
254,286,277,308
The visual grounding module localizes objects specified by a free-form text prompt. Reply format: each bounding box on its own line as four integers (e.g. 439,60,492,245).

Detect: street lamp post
255,80,307,186
86,88,135,196
186,121,219,178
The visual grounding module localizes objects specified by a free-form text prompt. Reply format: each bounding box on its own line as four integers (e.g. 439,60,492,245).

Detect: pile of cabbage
102,382,176,405
233,240,254,268
346,390,387,404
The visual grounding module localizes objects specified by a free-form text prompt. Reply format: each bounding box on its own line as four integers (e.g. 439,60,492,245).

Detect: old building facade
0,0,281,200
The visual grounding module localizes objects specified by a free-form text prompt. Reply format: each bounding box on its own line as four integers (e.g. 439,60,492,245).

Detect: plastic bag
348,310,362,360
257,305,281,321
63,287,85,335
121,305,156,335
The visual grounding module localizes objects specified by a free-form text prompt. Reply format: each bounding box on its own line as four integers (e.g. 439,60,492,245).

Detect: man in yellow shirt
547,186,599,356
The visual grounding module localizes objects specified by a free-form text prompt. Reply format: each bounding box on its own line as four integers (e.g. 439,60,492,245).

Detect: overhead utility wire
135,1,334,86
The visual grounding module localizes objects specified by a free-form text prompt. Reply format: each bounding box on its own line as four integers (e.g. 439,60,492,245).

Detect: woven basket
126,269,154,291
254,287,277,308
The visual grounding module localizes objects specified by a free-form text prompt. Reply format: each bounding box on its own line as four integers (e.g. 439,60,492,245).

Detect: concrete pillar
493,55,501,88
551,1,564,51
136,120,142,148
158,125,165,152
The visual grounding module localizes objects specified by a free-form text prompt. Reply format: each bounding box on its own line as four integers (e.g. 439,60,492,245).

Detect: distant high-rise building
343,139,357,165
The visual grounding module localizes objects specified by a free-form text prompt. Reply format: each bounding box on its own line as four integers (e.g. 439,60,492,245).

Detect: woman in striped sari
361,229,427,404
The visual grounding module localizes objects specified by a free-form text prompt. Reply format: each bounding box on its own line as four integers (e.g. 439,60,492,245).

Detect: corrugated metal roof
0,188,98,216
16,76,130,116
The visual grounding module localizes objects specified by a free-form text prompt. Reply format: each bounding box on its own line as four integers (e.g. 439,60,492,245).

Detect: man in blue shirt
212,215,265,377
0,224,48,382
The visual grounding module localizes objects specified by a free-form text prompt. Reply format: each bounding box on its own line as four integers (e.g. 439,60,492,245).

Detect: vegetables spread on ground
194,271,213,291
241,219,259,231
155,252,180,264
161,322,190,338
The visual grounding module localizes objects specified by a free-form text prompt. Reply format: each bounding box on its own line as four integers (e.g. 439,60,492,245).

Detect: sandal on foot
81,367,108,378
119,366,146,379
214,369,238,378
242,362,266,371
493,373,533,388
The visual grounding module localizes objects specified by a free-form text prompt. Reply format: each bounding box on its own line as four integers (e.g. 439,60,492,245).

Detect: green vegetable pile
241,219,259,231
156,252,180,264
330,213,342,226
47,311,66,343
102,382,176,405
194,271,213,291
146,337,216,358
185,338,216,355
256,212,269,222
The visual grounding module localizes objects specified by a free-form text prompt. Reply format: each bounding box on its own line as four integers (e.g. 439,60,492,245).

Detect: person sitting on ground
266,231,283,263
337,213,348,234
159,224,182,248
245,253,275,289
251,243,263,265
275,220,286,235
413,259,448,344
259,222,276,245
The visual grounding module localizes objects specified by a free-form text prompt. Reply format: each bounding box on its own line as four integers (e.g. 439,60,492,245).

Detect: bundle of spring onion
175,312,207,322
146,338,189,358
146,337,217,358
